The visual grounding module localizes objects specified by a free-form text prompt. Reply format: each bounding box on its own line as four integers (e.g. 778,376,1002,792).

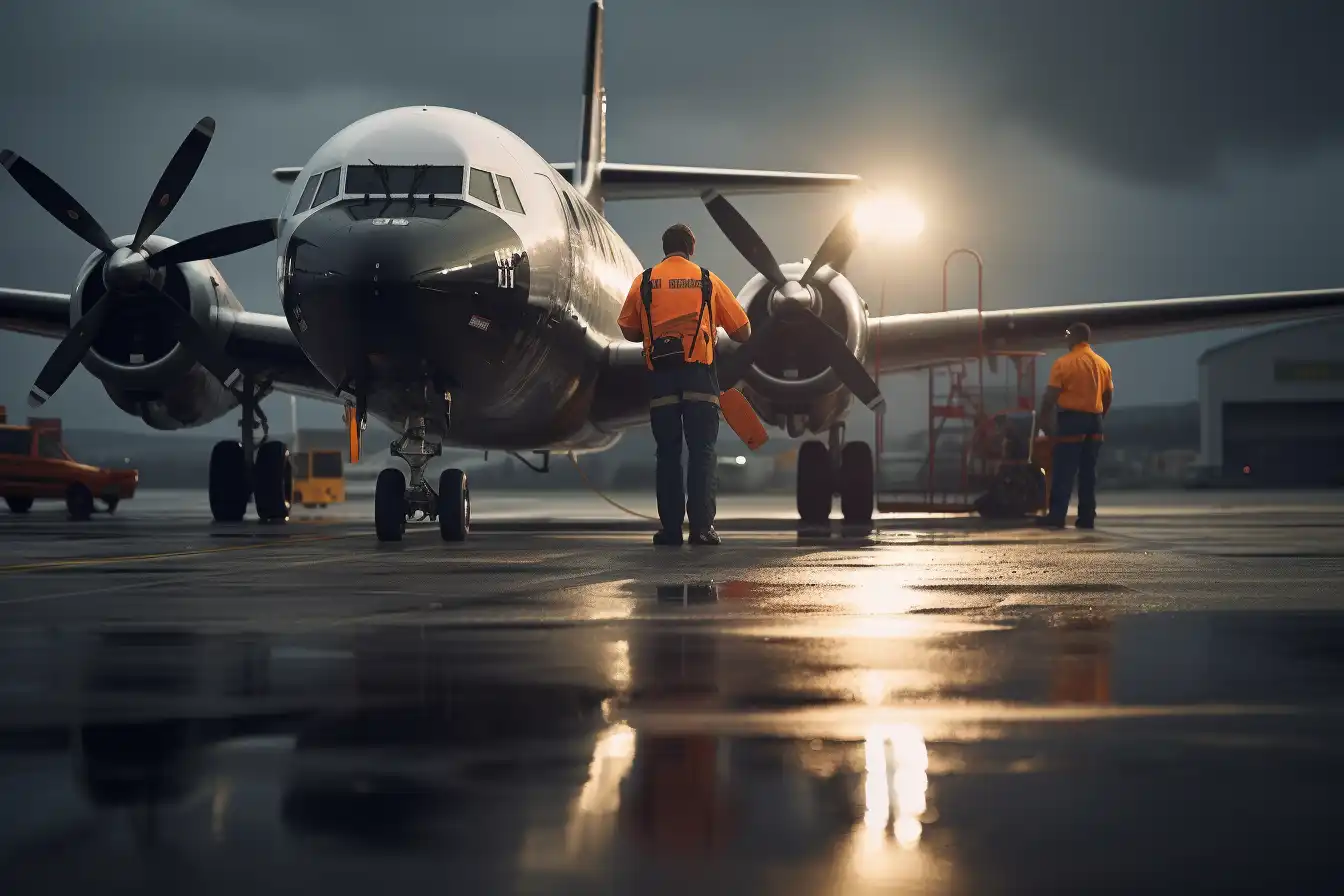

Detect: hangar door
1222,401,1344,486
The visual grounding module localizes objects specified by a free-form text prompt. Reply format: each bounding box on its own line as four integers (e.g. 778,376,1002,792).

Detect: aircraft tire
5,496,33,513
839,441,875,524
253,441,293,523
210,441,249,522
796,440,832,524
438,469,469,542
375,468,407,542
67,483,94,521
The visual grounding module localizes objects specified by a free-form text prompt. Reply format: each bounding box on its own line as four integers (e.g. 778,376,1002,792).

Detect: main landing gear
796,424,874,527
209,374,293,524
374,414,470,543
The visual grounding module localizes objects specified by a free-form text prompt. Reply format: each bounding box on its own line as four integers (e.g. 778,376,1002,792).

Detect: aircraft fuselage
278,106,642,451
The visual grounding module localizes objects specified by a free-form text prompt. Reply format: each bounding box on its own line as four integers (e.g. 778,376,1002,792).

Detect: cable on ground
567,451,660,522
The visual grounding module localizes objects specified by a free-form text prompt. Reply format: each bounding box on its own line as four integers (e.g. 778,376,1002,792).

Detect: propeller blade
806,319,886,411
146,218,279,268
799,212,860,287
701,191,787,287
144,285,243,391
27,292,124,407
0,150,117,255
131,117,216,251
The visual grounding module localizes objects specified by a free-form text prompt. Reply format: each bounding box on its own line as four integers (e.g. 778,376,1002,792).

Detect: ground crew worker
618,224,752,546
1038,322,1113,529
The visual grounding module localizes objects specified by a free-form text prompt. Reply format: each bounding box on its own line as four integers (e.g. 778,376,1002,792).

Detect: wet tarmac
1,490,1343,893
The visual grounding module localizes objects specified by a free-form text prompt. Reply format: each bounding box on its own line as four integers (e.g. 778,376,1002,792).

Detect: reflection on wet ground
2,496,1344,892
2,607,1344,893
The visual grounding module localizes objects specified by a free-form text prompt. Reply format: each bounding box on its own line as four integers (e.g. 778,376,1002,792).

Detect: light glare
853,193,925,245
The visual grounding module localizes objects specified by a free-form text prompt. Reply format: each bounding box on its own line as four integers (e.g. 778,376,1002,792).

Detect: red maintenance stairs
874,250,1048,517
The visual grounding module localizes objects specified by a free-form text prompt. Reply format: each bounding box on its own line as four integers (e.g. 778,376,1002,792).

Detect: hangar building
1198,319,1344,486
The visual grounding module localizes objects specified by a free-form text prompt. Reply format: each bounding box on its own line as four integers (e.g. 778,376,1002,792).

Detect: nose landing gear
373,414,470,543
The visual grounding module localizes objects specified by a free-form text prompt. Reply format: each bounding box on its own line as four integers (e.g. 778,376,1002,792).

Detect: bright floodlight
852,193,925,244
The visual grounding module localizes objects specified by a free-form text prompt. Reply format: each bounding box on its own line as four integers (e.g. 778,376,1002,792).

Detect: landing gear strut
795,423,874,527
374,413,470,543
208,373,292,523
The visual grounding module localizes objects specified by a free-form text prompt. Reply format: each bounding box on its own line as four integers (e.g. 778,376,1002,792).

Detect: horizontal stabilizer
551,162,861,200
271,167,302,184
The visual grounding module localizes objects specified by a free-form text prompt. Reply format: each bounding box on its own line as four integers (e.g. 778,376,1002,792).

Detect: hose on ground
567,451,660,522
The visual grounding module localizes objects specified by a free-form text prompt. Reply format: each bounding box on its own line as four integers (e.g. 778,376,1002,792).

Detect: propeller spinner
1,117,278,407
701,191,884,411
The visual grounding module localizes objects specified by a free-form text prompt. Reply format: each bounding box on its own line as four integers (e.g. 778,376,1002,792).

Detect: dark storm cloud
940,0,1344,185
6,1,1343,185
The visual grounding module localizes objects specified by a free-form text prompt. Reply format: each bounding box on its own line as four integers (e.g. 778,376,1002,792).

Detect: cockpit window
312,168,341,208
345,165,464,196
295,173,321,214
469,168,500,207
496,174,525,214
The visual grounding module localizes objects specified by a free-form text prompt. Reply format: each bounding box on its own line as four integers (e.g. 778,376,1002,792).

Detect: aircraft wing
0,287,335,400
869,287,1344,372
550,162,861,200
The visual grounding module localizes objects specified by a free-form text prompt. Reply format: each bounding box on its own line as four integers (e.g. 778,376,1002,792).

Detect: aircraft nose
282,200,530,389
288,201,525,297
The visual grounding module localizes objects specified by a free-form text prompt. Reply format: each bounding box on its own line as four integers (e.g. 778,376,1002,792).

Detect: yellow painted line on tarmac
0,533,349,574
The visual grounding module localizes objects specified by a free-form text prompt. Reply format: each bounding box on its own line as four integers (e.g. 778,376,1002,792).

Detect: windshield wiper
406,164,432,211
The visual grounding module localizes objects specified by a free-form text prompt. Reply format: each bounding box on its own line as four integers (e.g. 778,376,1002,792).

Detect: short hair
662,224,695,256
1066,322,1091,342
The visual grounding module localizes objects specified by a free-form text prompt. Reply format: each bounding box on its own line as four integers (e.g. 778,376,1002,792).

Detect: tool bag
640,266,713,370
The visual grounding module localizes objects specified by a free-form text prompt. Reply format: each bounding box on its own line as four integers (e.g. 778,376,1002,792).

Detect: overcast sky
3,0,1344,439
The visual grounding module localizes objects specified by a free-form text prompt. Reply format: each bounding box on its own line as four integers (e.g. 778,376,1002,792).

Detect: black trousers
1048,410,1104,524
1049,438,1102,524
648,364,720,533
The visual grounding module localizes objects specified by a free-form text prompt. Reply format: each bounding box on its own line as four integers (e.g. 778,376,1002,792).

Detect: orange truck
0,410,138,519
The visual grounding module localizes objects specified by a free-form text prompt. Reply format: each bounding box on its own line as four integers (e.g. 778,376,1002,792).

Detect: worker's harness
640,265,720,408
640,265,714,371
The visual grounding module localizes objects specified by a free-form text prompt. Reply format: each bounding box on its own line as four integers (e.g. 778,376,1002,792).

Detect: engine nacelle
72,234,245,430
734,261,870,437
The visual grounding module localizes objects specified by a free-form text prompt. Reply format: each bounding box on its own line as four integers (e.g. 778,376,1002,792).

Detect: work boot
1036,515,1066,529
653,529,683,546
689,528,722,546
1075,519,1095,530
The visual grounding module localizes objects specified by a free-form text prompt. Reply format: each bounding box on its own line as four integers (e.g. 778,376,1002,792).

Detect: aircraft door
535,173,576,325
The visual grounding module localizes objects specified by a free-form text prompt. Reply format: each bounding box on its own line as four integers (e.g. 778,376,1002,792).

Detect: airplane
3,0,1344,543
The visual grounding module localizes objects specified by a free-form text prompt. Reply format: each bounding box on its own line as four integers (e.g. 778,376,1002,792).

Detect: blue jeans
1049,438,1102,524
650,399,720,533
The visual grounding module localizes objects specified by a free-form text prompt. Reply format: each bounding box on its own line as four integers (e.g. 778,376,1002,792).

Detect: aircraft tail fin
574,0,606,203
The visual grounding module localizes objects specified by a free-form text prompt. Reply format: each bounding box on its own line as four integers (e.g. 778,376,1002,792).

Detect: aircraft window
345,165,464,196
295,173,321,214
312,167,340,208
312,452,343,478
0,429,29,455
496,174,525,214
469,168,500,207
37,433,64,460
